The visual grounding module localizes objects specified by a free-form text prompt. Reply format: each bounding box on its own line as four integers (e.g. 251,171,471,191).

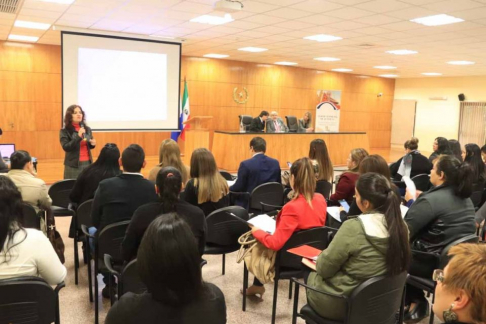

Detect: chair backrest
219,171,233,181
206,206,249,245
411,174,431,192
277,227,337,271
20,203,40,230
438,234,479,269
76,199,93,229
249,182,284,212
120,259,146,296
239,115,253,131
0,276,58,324
315,180,332,199
48,179,76,208
285,116,298,132
97,221,131,265
470,190,483,207
346,272,407,324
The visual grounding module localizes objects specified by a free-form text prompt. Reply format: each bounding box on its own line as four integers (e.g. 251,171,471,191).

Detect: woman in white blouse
0,176,66,285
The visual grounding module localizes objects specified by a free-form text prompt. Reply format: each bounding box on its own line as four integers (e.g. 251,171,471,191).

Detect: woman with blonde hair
299,112,314,132
183,148,229,216
148,139,189,183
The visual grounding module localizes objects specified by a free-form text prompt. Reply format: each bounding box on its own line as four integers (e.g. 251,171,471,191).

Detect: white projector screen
62,32,181,131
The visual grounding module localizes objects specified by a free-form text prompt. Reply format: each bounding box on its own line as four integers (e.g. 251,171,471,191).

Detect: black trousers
405,254,436,305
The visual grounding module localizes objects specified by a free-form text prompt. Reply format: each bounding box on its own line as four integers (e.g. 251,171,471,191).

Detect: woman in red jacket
247,157,327,298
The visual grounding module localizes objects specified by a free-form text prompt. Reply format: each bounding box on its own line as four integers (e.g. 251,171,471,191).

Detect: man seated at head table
249,111,269,133
266,111,289,133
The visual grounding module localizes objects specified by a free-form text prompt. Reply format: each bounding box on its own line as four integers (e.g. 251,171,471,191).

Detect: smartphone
339,199,350,213
287,162,292,167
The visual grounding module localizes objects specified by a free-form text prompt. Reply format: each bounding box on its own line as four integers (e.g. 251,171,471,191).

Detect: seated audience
475,202,486,228
298,111,314,132
246,157,327,297
122,167,206,261
266,111,289,133
404,155,476,322
449,139,463,162
105,213,226,324
6,150,51,211
230,137,281,207
148,139,189,183
433,243,486,324
306,173,410,321
429,137,452,163
249,110,269,133
329,148,368,203
481,144,486,163
183,148,229,216
390,137,432,181
0,176,66,284
309,139,333,183
463,143,486,190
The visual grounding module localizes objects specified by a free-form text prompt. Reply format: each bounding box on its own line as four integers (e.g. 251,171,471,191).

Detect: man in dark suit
249,110,269,132
230,137,281,207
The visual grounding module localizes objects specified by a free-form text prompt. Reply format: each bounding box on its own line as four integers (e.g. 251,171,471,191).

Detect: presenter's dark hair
250,137,266,153
464,143,485,183
435,137,451,155
10,150,32,170
137,213,205,306
356,173,410,275
448,139,463,162
259,111,269,117
0,176,27,264
435,155,473,198
156,167,182,213
79,143,121,182
64,105,86,130
121,144,145,173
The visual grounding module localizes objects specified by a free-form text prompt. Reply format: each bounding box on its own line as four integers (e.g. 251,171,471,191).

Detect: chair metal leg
94,255,99,324
429,292,436,324
271,278,279,324
292,281,299,324
288,280,293,299
74,230,79,285
242,265,248,311
222,254,226,275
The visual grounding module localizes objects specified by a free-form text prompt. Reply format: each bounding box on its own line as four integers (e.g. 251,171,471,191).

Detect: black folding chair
48,179,76,217
315,180,332,199
239,115,253,132
204,206,249,275
470,190,483,209
20,203,41,230
0,276,65,324
73,199,93,286
285,116,298,133
104,256,146,300
248,182,284,215
292,272,408,324
411,174,431,192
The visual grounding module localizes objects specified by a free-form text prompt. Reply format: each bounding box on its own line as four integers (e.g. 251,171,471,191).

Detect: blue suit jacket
230,154,281,197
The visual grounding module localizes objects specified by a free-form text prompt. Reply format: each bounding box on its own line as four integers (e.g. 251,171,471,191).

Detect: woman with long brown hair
309,139,333,182
148,139,189,183
183,148,229,216
329,148,368,203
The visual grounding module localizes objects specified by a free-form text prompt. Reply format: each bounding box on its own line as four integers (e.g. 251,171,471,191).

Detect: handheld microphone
79,122,87,141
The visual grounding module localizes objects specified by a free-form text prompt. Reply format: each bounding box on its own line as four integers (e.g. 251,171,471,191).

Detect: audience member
298,111,314,132
329,148,368,203
0,177,66,284
249,111,269,132
449,139,463,162
475,201,486,229
229,137,281,207
390,137,432,181
463,143,486,189
6,150,52,211
429,137,451,163
106,213,226,324
404,155,476,322
309,139,333,182
122,167,206,261
148,139,189,183
432,244,486,324
266,111,289,133
183,148,229,216
306,173,410,321
246,157,327,297
480,144,486,163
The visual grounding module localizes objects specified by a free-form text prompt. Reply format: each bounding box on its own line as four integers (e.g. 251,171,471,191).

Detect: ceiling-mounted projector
213,0,243,13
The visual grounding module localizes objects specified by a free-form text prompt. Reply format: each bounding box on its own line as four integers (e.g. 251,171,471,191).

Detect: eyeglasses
432,269,444,283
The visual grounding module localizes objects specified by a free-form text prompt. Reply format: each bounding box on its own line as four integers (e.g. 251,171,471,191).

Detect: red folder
287,245,322,260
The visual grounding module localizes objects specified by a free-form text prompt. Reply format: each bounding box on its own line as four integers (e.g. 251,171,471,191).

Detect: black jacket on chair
390,151,432,181
59,127,95,168
249,117,265,132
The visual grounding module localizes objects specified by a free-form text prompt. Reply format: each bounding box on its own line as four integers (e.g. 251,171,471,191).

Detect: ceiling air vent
357,43,376,48
0,0,20,14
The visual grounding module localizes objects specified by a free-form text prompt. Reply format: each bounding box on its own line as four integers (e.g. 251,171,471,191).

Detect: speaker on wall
458,93,465,101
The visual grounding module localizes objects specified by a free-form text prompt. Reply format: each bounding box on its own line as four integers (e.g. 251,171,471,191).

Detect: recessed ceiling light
14,20,51,30
203,54,229,58
411,14,464,27
386,49,418,55
8,34,39,42
374,65,397,69
275,61,297,66
447,61,475,65
190,13,233,25
379,74,398,78
422,72,442,76
40,0,75,3
332,68,353,72
304,34,342,42
238,47,268,53
314,57,341,62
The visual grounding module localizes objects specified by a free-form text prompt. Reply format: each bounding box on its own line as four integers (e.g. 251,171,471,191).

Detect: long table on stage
212,131,370,172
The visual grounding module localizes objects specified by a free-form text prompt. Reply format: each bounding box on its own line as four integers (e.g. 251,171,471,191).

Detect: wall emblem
233,87,249,104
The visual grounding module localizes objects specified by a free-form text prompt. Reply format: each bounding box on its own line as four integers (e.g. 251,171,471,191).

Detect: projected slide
62,32,181,131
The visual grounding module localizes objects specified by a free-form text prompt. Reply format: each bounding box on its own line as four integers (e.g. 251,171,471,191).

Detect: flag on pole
171,79,190,141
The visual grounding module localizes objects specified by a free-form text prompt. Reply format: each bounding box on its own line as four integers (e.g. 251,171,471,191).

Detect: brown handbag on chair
43,207,66,264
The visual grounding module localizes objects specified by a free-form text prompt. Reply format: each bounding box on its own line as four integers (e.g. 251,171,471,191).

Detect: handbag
236,230,276,284
43,208,66,264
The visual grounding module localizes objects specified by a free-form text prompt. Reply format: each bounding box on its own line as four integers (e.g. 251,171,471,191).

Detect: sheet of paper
327,206,342,223
248,214,276,234
402,176,416,199
227,180,236,187
400,205,409,218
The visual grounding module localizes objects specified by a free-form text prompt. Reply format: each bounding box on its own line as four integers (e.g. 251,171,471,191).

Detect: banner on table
315,90,341,132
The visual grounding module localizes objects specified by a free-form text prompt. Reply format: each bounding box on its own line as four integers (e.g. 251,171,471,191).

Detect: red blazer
253,194,327,251
329,172,359,202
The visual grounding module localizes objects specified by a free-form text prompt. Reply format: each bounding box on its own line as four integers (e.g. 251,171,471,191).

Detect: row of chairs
238,115,300,133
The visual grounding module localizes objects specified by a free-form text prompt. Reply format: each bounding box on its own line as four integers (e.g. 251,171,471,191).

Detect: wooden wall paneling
35,102,62,131
369,112,392,131
0,102,37,132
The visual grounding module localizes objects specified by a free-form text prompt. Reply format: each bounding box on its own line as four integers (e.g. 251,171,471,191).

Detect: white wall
394,76,486,155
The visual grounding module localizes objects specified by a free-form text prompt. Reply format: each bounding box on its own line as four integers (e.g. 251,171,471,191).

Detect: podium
183,116,213,158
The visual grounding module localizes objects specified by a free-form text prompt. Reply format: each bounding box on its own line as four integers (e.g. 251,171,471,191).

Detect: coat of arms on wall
233,87,249,104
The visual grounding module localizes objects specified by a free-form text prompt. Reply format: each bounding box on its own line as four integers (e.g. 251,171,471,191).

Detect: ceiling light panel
410,14,464,27
275,61,298,65
386,49,418,55
238,47,268,52
14,20,51,30
332,68,353,72
379,74,398,77
304,34,342,42
374,65,397,69
203,54,229,58
447,61,475,65
8,34,39,42
314,57,341,62
190,14,234,25
422,72,442,76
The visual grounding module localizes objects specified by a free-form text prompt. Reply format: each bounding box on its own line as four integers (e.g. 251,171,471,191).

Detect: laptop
0,144,15,159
